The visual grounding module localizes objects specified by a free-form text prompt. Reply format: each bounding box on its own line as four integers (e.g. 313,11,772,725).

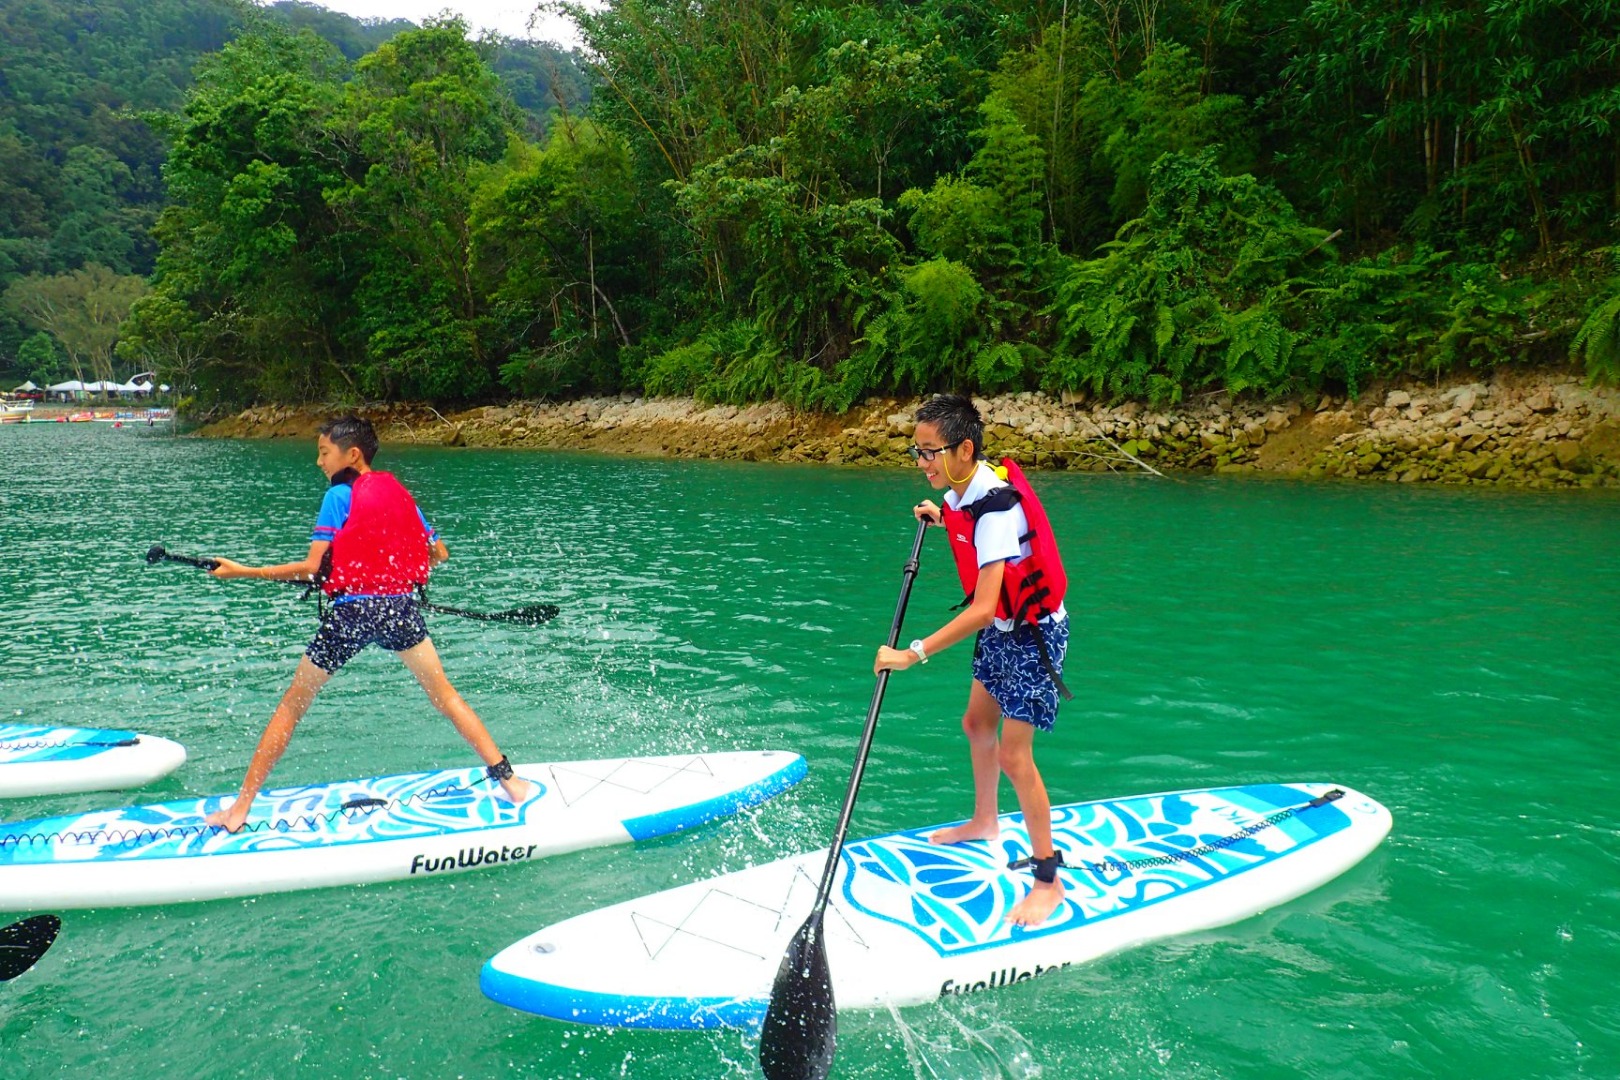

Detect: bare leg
398,637,532,804
206,657,332,833
930,680,1004,844
999,720,1064,926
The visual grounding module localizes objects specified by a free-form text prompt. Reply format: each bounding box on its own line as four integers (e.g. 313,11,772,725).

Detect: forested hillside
7,0,1620,409
0,0,585,376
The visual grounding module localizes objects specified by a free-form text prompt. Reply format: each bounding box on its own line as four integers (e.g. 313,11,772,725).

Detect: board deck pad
0,750,806,909
481,782,1392,1029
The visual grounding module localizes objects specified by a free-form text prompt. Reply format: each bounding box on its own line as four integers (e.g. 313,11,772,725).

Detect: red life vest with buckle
322,470,430,598
939,459,1067,626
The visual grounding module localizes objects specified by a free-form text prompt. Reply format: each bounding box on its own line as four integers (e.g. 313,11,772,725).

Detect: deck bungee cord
1008,788,1346,876
0,736,140,751
0,779,486,850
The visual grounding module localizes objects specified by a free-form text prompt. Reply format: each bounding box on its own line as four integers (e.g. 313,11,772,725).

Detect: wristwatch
908,638,929,664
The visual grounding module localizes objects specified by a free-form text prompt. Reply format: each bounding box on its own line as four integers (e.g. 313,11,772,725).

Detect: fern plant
1572,290,1620,385
1043,150,1329,403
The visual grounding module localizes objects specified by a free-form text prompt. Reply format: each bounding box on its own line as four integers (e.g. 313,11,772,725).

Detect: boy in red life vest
203,416,532,833
874,394,1072,927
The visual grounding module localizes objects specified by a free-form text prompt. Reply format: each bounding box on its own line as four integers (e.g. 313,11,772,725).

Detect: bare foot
1007,879,1065,927
929,818,1000,845
205,799,250,834
498,777,535,805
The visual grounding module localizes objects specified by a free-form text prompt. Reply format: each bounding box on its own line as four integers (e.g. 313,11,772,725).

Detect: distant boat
92,409,173,426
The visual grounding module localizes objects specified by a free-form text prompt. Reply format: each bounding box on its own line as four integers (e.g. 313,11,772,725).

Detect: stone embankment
202,369,1620,488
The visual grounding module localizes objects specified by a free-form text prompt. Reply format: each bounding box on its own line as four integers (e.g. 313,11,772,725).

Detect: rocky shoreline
199,369,1620,489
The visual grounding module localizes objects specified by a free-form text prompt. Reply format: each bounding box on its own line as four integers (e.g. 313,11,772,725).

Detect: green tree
17,331,67,385
117,292,217,398
329,18,521,399
472,119,641,396
1084,41,1253,223
2,264,148,389
149,26,354,400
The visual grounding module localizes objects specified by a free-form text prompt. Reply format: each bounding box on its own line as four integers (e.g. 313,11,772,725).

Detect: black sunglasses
907,441,963,462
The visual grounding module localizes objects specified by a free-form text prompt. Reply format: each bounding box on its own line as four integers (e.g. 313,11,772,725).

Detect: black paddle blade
421,601,559,625
759,918,837,1080
0,915,61,981
144,544,166,564
497,603,559,626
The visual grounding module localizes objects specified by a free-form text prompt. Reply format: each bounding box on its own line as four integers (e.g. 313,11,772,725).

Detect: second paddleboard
0,724,187,798
0,749,805,909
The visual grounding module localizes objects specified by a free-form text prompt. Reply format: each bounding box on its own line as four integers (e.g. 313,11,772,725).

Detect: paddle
759,517,929,1080
143,545,559,626
0,915,60,982
144,544,218,571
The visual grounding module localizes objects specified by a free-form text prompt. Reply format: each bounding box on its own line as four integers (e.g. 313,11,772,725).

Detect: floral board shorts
971,615,1069,732
305,594,429,673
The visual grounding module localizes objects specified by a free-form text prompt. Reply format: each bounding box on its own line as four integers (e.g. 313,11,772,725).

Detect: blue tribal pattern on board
838,785,1350,957
0,724,141,764
0,767,544,865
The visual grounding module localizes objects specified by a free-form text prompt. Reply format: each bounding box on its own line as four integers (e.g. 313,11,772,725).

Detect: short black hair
914,394,985,459
318,415,379,464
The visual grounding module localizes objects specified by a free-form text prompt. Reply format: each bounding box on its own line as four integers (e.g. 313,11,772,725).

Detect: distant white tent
45,378,148,397
12,381,39,392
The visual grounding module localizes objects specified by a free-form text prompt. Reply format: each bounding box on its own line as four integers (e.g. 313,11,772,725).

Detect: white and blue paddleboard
0,724,187,799
482,782,1392,1028
0,750,806,910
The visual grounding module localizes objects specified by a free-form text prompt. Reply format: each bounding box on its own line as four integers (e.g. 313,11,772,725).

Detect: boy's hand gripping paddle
758,518,929,1080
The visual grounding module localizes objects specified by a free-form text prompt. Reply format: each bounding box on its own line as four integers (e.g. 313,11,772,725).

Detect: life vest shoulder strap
960,485,1021,522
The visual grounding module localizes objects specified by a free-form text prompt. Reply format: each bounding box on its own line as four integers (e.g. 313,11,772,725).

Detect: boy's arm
874,559,1004,673
420,507,448,565
210,540,328,581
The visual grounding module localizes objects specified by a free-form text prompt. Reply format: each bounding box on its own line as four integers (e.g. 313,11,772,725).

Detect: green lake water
1,422,1616,1079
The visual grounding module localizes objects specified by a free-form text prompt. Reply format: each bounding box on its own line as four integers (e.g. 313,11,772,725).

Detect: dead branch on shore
1071,414,1169,477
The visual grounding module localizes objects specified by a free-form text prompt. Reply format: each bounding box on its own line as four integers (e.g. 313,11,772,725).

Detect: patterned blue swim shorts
971,615,1069,732
305,594,429,673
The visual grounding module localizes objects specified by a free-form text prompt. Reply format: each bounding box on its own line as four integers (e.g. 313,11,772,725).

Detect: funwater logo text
939,962,1070,998
410,844,539,874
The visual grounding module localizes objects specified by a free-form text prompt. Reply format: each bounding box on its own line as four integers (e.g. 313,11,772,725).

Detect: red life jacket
322,470,431,598
940,458,1068,626
940,459,1072,700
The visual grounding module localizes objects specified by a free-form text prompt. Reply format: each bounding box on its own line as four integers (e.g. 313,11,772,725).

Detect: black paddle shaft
143,546,558,626
807,517,929,912
759,517,929,1080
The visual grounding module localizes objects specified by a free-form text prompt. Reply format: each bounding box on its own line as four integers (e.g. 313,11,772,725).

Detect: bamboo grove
37,0,1620,406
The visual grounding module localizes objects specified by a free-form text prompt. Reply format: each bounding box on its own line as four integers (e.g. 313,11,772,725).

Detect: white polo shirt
943,462,1067,631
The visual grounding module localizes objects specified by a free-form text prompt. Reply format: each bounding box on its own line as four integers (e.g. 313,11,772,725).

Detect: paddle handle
148,547,219,571
807,517,929,915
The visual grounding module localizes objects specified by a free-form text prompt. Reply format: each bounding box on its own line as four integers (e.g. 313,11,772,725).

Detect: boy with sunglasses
874,393,1072,926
